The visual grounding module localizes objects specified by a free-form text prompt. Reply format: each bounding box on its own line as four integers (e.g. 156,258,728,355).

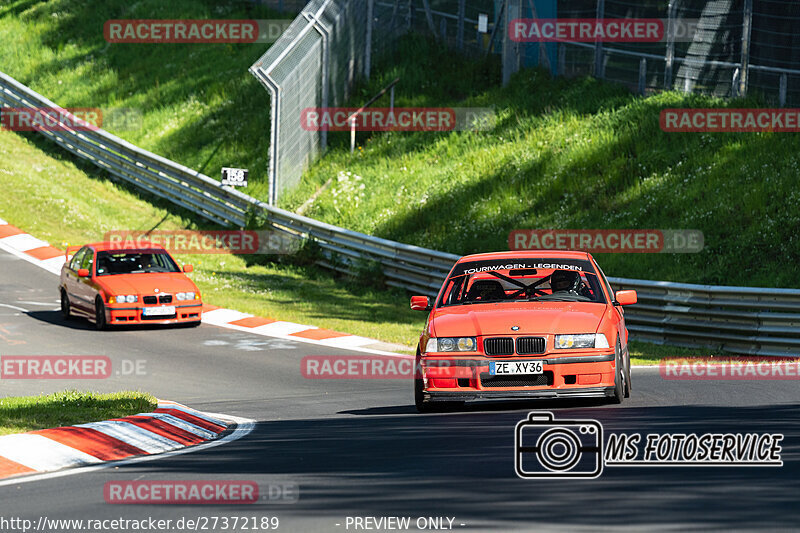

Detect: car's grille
516,336,546,355
483,337,514,356
480,372,553,388
143,294,172,304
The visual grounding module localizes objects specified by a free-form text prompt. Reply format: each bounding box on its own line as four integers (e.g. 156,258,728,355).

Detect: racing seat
466,280,506,302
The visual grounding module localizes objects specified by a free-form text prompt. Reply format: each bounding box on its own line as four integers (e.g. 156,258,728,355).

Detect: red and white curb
0,218,405,356
0,400,236,481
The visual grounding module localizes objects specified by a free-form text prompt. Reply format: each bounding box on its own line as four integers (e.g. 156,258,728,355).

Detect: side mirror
183,264,193,273
410,295,431,311
77,268,90,278
615,290,637,306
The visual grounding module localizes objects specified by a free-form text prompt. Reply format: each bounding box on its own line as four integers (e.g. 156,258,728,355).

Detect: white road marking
0,434,102,471
0,303,29,312
73,420,183,454
136,413,217,439
0,234,49,253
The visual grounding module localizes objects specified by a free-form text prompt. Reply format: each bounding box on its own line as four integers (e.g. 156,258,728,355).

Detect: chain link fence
251,0,800,203
249,0,369,204
511,0,800,105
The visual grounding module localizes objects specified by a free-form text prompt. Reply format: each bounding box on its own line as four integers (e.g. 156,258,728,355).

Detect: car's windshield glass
438,258,605,307
95,251,180,276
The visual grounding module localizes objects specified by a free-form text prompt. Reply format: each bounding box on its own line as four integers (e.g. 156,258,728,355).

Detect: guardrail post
638,57,647,95
664,0,675,90
502,0,521,86
739,0,753,97
350,116,357,154
779,73,787,107
593,0,605,79
365,0,374,79
456,0,465,50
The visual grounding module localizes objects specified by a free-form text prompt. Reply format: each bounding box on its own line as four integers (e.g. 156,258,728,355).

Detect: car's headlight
110,294,137,304
176,292,195,301
425,337,477,352
555,333,609,349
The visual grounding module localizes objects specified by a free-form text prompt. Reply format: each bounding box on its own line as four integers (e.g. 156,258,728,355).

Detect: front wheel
60,289,72,320
94,297,107,331
609,339,624,404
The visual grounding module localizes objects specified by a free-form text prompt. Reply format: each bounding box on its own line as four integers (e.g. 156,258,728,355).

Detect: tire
60,289,72,320
94,297,107,331
414,350,463,413
414,372,434,413
609,339,624,404
624,344,632,398
414,349,433,412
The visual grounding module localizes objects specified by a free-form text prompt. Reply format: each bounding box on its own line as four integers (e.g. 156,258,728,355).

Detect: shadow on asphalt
25,310,199,331
118,404,800,529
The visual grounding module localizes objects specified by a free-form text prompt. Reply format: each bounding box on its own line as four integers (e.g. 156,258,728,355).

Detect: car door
64,247,91,313
74,247,98,312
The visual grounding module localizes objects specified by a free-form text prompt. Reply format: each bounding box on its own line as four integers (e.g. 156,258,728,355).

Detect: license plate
489,361,543,375
143,306,175,317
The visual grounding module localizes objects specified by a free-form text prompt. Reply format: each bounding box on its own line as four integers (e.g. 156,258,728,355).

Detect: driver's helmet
550,270,581,292
139,253,154,268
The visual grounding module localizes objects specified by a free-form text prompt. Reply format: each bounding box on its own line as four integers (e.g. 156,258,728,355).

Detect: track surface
0,247,798,531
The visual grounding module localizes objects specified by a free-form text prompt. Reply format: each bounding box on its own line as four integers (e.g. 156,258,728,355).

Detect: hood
430,302,606,337
96,273,198,296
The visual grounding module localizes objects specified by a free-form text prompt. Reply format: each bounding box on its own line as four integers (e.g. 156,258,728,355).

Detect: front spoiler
426,386,615,402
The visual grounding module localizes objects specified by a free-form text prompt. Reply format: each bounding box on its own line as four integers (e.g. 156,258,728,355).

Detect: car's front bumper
420,352,616,401
427,387,616,401
105,302,203,325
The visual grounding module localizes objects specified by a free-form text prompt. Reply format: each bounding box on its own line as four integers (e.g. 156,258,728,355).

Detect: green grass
283,36,800,289
0,0,284,201
1,5,782,358
0,390,156,436
628,341,724,366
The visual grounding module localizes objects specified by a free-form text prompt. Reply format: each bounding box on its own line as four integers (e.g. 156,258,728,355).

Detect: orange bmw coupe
411,250,637,411
59,242,202,329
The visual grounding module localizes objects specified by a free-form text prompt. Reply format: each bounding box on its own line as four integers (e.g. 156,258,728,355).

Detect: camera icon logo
515,412,604,479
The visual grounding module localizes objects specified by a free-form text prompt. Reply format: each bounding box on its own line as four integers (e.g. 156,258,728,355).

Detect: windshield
95,251,181,276
438,258,605,307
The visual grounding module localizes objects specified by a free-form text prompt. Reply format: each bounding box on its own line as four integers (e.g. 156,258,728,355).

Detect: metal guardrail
2,70,799,356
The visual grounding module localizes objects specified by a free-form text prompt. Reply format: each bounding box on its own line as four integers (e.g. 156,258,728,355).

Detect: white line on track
0,303,29,312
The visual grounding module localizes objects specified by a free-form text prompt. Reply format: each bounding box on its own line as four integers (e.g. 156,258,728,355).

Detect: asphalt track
0,246,799,532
